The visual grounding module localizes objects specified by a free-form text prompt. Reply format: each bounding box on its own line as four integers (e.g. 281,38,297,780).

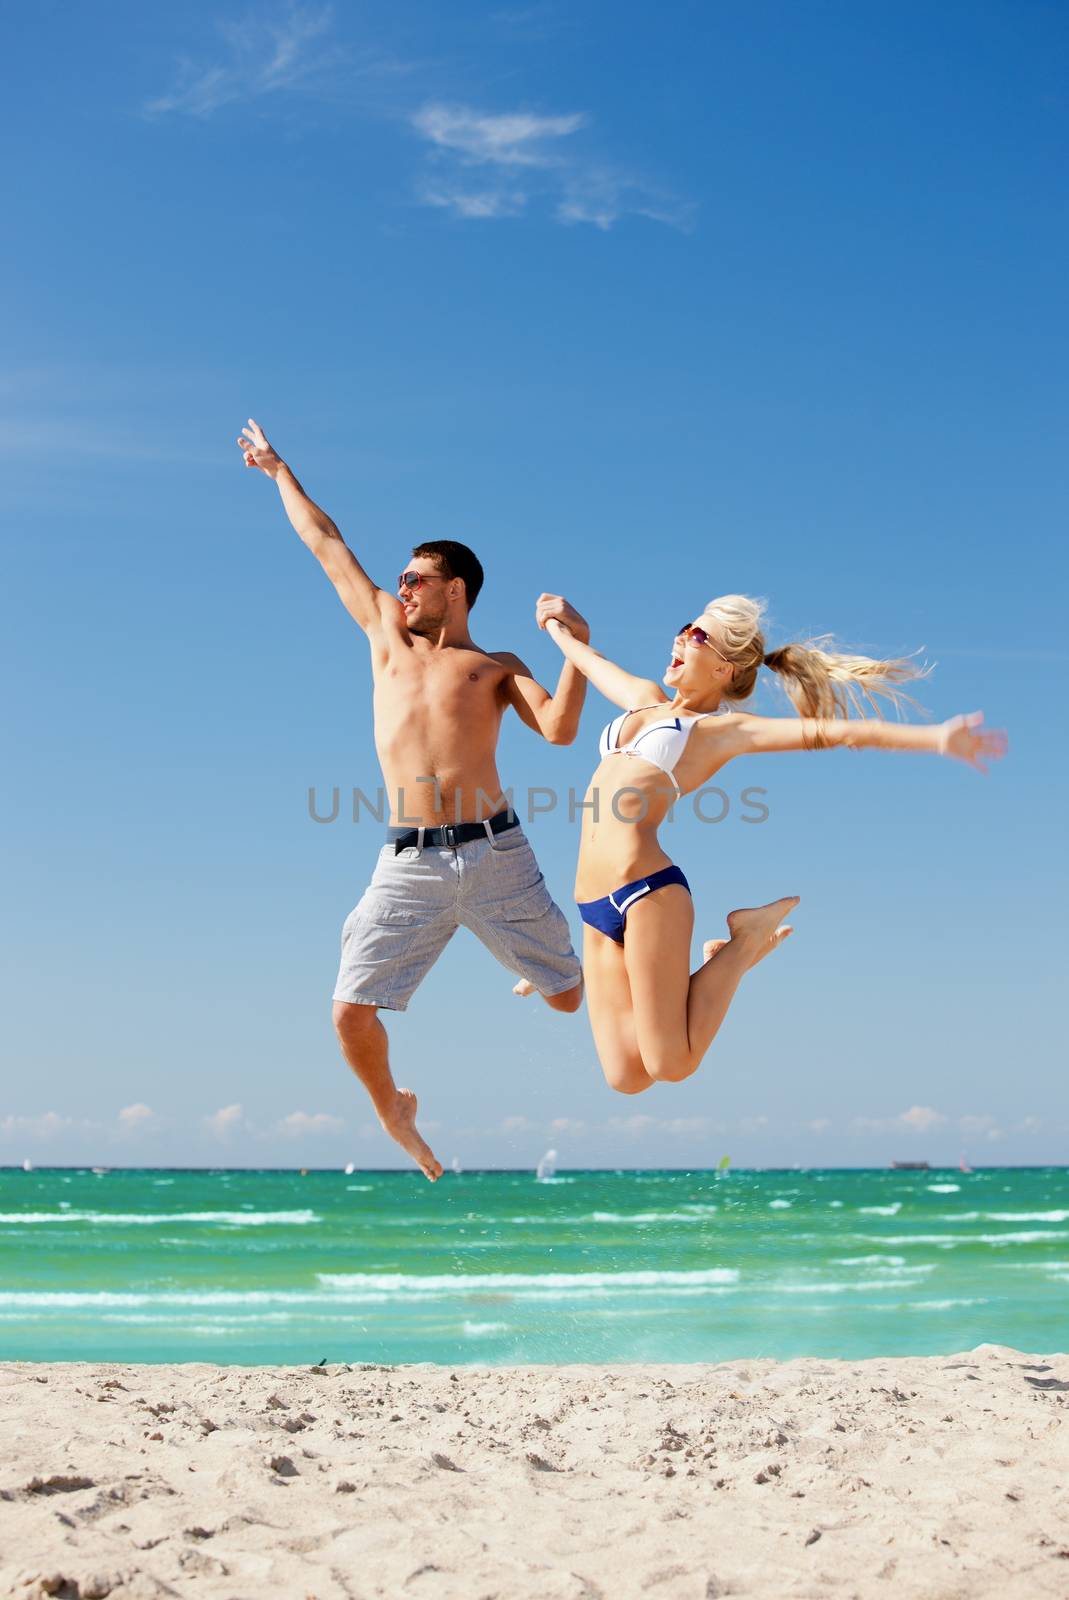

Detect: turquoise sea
1,1167,1065,1365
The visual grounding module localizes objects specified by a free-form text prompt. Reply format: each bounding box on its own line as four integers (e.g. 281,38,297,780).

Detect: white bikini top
598,704,723,796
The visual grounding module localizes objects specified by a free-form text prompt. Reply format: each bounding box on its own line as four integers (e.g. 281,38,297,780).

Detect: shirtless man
238,420,586,1180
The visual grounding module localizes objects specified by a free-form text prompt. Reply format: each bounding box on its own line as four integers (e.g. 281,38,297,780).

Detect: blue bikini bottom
577,864,691,945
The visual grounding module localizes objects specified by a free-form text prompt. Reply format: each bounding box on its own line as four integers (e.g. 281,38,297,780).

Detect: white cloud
145,5,335,118
958,1113,1001,1137
607,1114,657,1135
500,1114,535,1133
550,1117,586,1136
1016,1115,1042,1134
411,100,690,232
806,1118,832,1134
278,1111,345,1137
557,171,695,234
421,186,528,220
205,1103,245,1140
118,1103,158,1133
412,105,585,167
899,1105,946,1134
853,1105,948,1135
659,1117,713,1137
0,1111,73,1142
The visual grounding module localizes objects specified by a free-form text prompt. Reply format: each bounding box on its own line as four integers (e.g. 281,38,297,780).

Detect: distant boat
959,1154,973,1174
536,1149,558,1182
344,1162,355,1176
715,1154,731,1180
91,1167,110,1176
890,1161,930,1171
21,1159,32,1173
451,1157,463,1175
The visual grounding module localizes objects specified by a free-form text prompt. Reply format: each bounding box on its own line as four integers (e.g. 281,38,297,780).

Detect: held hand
938,711,1008,774
536,593,590,644
236,418,284,479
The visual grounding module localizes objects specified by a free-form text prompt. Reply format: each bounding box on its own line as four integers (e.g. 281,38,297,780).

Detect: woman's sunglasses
398,570,446,593
678,622,730,664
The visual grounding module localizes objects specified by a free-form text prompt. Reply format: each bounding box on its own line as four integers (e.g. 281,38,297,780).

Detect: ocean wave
989,1260,1069,1271
980,1211,1069,1223
0,1210,319,1227
912,1298,990,1309
317,1268,740,1293
587,1210,717,1224
768,1200,793,1209
463,1321,509,1336
830,1255,908,1267
0,1276,742,1311
858,1204,902,1216
874,1231,1069,1246
0,1291,348,1309
926,1184,961,1193
774,1274,934,1294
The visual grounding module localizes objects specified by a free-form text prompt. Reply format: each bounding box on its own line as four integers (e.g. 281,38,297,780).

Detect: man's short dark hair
411,540,484,609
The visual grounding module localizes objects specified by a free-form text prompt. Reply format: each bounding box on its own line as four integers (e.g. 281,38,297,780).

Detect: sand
2,1346,1067,1599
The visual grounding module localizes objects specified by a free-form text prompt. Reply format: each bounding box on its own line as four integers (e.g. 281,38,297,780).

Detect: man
238,419,586,1180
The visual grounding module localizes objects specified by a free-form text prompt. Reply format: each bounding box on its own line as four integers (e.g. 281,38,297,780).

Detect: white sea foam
463,1321,509,1336
830,1255,908,1267
0,1210,319,1227
769,1200,793,1209
508,1206,719,1225
912,1298,990,1309
774,1273,933,1294
318,1268,741,1293
0,1278,747,1311
588,1210,716,1224
989,1260,1069,1271
875,1231,1069,1246
981,1211,1069,1223
927,1184,961,1193
858,1204,902,1216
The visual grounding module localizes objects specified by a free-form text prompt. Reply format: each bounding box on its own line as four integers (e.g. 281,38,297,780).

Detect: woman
530,593,1007,1096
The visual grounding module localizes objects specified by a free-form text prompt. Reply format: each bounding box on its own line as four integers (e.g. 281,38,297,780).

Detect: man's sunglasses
678,622,730,664
398,570,446,593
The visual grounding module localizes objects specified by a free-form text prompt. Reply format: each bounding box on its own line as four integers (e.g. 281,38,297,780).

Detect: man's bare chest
375,651,506,714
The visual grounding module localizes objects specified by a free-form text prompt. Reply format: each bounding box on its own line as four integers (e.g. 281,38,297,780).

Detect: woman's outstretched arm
721,710,1007,773
538,600,667,712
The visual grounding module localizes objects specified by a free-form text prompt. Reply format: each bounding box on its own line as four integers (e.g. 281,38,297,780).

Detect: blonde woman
534,594,1007,1095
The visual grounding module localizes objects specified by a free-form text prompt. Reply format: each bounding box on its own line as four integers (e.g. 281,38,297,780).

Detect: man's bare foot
702,938,728,963
513,978,538,997
725,896,800,969
380,1088,443,1182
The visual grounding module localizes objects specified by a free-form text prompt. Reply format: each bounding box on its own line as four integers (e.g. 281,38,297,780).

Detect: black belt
388,809,519,854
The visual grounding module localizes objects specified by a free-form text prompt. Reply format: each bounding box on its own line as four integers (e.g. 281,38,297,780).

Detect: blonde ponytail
696,595,930,719
761,637,929,719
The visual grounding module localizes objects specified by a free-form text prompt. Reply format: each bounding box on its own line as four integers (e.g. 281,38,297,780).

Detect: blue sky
2,0,1066,1170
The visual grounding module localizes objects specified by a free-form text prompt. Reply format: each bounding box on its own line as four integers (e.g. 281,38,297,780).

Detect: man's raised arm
496,596,591,746
238,419,399,635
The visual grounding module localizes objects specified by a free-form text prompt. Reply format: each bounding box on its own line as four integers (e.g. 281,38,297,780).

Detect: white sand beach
3,1346,1067,1599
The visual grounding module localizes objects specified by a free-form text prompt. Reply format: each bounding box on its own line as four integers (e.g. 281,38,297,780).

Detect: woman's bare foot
702,938,728,963
513,978,538,997
379,1088,443,1182
725,896,800,969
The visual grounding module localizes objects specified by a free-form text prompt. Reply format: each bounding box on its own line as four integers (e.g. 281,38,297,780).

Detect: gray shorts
333,823,582,1012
